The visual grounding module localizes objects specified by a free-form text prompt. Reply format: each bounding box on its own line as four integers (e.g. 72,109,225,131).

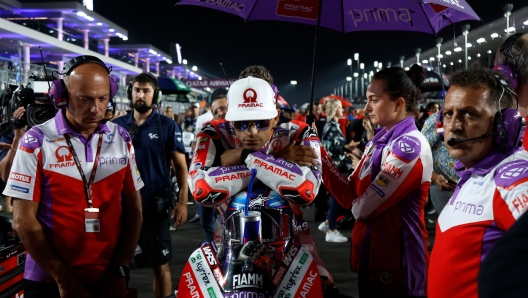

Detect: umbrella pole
306,0,323,125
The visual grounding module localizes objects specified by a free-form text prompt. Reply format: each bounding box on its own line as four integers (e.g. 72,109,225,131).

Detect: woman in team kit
321,65,433,298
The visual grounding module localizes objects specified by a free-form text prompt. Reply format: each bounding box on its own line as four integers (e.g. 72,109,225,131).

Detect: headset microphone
447,133,496,146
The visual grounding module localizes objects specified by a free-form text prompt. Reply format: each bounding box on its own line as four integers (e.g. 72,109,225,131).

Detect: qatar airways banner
185,79,236,88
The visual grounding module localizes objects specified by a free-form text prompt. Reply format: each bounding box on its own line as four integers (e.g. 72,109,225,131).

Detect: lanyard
64,132,104,208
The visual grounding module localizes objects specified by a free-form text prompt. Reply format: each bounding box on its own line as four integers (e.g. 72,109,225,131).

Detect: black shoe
188,215,200,223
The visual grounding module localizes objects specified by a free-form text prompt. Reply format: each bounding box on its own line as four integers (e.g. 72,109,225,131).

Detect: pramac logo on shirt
238,88,264,108
50,146,75,168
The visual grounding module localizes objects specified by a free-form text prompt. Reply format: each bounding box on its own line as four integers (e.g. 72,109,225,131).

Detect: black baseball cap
211,88,228,102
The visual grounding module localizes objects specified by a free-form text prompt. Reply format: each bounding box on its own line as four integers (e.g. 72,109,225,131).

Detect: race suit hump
188,119,322,206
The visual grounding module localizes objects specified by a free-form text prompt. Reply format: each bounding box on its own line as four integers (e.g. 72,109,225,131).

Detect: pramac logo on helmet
239,88,264,108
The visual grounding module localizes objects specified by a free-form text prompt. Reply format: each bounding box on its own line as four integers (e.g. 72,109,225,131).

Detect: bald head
65,63,111,97
64,62,112,135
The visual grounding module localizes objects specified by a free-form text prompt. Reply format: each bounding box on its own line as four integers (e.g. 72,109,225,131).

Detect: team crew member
188,76,338,291
113,72,188,298
188,88,228,227
322,65,432,297
196,88,228,243
428,68,528,298
4,56,143,297
493,32,528,118
494,33,528,150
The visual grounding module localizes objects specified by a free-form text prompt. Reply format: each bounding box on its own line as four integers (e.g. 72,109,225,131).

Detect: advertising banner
185,79,236,88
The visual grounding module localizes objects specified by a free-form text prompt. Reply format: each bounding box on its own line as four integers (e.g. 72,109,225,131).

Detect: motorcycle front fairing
177,187,323,298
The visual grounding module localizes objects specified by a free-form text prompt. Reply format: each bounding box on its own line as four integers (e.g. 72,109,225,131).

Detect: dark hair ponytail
407,64,426,89
372,64,425,113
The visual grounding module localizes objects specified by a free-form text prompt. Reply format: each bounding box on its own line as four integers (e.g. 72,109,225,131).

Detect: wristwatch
116,264,130,278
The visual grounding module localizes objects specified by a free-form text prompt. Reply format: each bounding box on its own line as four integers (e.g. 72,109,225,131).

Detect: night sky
23,0,528,106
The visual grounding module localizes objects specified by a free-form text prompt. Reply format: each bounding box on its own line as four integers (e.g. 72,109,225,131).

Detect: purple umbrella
176,0,480,117
177,0,479,34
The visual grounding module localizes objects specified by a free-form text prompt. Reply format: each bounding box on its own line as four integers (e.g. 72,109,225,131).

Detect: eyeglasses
213,106,228,117
232,119,271,132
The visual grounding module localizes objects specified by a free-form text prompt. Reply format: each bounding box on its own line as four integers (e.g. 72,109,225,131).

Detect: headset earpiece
493,63,518,90
126,83,133,100
493,109,506,145
494,33,527,90
154,89,162,105
49,55,118,109
493,108,526,148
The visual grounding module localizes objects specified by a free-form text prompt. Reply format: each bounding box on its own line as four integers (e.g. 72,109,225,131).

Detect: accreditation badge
84,208,100,232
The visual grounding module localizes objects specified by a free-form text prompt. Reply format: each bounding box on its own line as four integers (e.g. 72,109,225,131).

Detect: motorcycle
177,170,327,298
0,216,25,298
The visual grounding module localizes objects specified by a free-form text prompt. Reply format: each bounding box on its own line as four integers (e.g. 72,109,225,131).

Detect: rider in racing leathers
188,76,335,287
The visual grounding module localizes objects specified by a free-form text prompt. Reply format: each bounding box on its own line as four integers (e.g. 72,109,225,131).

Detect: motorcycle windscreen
215,207,294,293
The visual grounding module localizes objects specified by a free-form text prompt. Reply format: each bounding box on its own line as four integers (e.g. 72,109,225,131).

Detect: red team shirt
428,148,528,298
3,111,143,285
322,116,432,296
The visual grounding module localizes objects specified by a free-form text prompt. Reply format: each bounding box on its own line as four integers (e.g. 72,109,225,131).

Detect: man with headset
495,32,528,149
427,68,528,298
113,72,188,298
3,55,143,297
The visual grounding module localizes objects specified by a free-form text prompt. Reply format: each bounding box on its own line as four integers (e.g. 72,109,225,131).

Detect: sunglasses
232,119,271,132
